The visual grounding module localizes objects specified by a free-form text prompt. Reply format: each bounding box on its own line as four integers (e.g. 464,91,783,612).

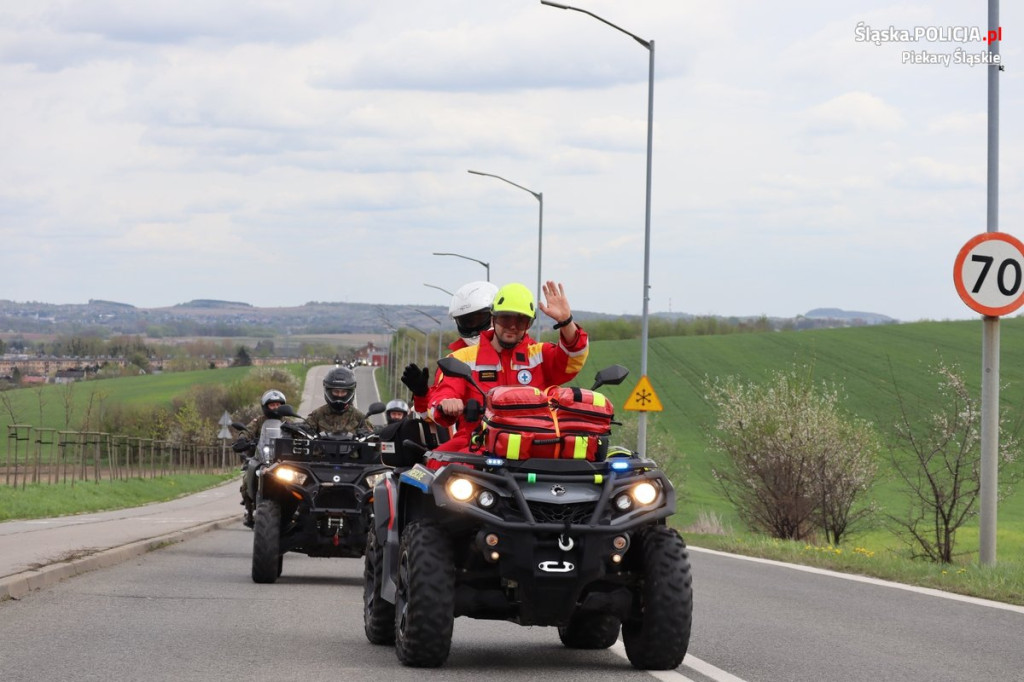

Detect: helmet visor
493,312,533,330
455,309,492,336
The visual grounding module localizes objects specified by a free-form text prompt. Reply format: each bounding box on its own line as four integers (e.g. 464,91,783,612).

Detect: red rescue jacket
427,326,589,453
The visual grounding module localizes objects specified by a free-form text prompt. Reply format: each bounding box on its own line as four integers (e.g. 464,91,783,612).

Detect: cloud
886,156,984,190
804,91,905,134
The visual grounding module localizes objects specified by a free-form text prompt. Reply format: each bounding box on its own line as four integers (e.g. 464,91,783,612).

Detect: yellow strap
506,433,521,460
593,392,607,407
573,436,588,459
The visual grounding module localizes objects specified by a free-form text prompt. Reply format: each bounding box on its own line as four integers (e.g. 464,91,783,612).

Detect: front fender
379,465,440,604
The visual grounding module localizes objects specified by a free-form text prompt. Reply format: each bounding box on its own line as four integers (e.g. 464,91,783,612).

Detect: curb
0,515,240,602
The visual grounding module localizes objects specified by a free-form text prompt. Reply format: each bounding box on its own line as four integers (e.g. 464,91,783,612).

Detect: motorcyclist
427,280,588,454
384,399,409,424
306,366,374,434
233,388,289,527
401,281,499,414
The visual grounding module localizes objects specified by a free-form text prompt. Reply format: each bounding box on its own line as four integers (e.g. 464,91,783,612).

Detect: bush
705,366,878,544
886,359,1022,563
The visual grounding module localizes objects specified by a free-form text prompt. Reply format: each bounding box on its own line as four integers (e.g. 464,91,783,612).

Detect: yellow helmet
491,283,536,318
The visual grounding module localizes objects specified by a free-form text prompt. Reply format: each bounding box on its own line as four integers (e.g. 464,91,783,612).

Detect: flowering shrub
705,366,878,543
887,360,1020,563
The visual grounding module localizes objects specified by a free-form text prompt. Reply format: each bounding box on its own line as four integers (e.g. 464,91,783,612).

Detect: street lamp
423,282,454,297
468,169,543,334
415,309,444,362
541,0,655,456
407,324,430,369
432,252,490,282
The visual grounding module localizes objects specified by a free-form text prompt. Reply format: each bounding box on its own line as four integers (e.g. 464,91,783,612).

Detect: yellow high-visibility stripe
593,393,607,407
573,436,588,459
506,433,521,460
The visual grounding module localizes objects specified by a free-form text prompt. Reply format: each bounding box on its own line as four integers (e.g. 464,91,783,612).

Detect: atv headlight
614,493,633,511
447,477,475,502
273,466,307,485
364,472,386,489
631,481,659,506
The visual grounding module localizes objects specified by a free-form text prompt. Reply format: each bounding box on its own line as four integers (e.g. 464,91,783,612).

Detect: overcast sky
2,1,1020,322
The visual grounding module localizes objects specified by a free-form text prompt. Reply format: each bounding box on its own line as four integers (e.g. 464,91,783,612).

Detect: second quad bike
250,403,389,583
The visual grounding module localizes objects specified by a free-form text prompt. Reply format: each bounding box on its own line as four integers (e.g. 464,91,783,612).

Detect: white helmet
448,281,498,345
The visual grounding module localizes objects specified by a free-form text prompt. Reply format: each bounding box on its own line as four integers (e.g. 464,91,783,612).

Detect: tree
60,381,75,429
886,360,1021,563
254,339,275,357
706,366,878,544
170,399,211,446
232,346,253,367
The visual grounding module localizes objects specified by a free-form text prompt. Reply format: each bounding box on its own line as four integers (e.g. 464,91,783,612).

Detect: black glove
464,399,481,423
401,363,430,397
232,437,252,453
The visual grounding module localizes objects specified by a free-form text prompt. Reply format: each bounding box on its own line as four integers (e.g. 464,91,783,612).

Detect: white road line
690,545,1024,614
609,641,748,682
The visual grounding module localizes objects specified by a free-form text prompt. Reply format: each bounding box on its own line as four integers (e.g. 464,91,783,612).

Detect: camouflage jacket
305,404,373,435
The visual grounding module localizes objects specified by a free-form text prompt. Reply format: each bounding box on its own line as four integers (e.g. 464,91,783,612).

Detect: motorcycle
237,402,389,583
363,358,693,670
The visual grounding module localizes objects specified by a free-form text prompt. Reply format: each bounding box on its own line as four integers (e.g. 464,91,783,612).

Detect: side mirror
231,422,248,432
591,365,630,391
366,401,386,417
437,356,473,381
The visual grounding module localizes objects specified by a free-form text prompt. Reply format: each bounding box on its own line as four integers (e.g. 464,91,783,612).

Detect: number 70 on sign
954,232,1024,317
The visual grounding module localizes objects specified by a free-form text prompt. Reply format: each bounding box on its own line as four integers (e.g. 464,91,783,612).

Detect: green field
580,318,1024,565
0,363,310,447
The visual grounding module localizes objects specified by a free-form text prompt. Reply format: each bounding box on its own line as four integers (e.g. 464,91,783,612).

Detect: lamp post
408,324,430,369
541,0,655,456
423,282,454,297
415,309,444,363
467,169,543,333
382,322,400,401
432,252,490,282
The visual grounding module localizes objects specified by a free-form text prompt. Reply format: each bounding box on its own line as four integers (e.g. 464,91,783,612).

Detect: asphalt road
3,520,1023,681
0,524,676,682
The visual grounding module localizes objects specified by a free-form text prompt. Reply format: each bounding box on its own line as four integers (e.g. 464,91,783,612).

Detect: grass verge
686,530,1024,607
0,474,238,522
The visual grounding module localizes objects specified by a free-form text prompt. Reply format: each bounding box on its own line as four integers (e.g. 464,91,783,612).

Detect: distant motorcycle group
228,280,692,670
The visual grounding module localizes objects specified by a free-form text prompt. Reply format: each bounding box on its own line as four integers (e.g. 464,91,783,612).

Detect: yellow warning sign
623,375,663,412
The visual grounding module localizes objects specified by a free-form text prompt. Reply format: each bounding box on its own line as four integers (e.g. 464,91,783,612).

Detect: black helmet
261,389,287,418
385,399,409,424
323,367,356,411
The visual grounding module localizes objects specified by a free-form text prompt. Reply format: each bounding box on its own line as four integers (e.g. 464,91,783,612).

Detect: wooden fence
3,424,234,487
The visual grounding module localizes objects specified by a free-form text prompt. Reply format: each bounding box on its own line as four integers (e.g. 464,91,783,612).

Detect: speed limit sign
954,232,1024,316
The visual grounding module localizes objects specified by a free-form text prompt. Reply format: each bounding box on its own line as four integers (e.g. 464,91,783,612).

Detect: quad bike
363,359,692,669
231,410,293,530
242,402,390,583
